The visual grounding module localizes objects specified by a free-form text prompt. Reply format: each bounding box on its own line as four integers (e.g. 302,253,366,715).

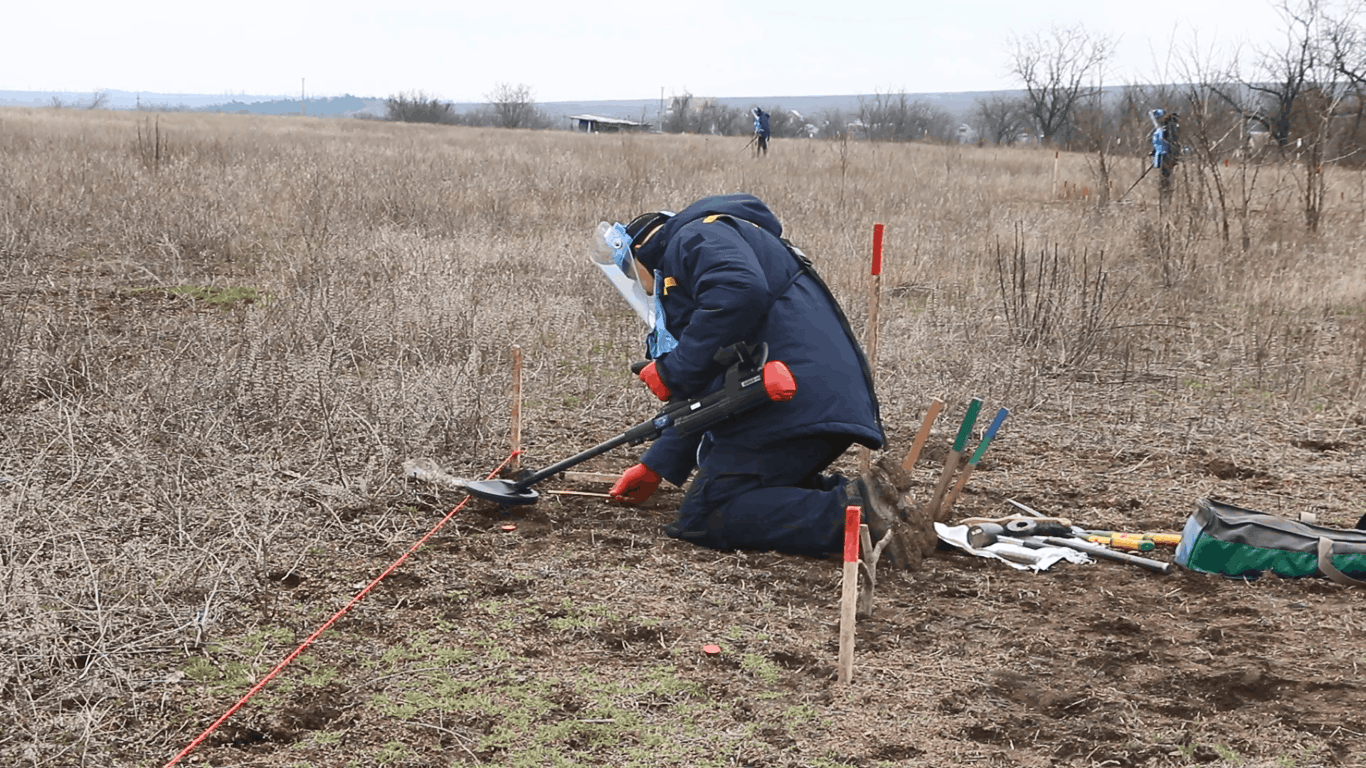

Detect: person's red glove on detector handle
610,463,662,505
637,360,671,401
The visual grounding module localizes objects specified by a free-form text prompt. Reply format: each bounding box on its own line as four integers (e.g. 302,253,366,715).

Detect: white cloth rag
935,523,1092,571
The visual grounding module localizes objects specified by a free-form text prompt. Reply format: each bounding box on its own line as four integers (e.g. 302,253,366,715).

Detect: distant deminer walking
1149,108,1180,200
751,107,771,156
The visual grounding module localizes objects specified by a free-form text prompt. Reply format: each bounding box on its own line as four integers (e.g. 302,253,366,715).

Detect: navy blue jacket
635,194,884,485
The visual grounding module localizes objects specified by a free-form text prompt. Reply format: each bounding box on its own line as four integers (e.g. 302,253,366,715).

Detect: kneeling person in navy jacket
600,193,923,569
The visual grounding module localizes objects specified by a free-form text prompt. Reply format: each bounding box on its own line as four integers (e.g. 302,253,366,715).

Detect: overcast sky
7,1,1291,102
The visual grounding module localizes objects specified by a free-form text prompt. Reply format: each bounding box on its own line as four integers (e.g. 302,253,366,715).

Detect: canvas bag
1174,498,1366,586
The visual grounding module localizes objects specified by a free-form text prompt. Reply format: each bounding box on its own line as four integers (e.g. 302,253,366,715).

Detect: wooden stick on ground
901,398,945,474
921,397,983,524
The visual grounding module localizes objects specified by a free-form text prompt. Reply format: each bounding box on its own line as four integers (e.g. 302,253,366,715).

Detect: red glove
609,464,662,505
638,360,672,401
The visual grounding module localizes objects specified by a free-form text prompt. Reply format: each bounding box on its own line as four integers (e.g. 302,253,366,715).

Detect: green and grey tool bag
1174,498,1366,586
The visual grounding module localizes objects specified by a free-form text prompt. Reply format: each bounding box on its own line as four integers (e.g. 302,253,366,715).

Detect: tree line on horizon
378,1,1366,163
37,0,1366,191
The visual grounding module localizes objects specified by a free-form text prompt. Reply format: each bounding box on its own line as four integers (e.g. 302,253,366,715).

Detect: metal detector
408,342,797,505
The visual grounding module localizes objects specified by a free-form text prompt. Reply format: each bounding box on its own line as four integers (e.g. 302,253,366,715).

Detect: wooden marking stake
858,224,885,475
838,505,860,684
510,345,523,472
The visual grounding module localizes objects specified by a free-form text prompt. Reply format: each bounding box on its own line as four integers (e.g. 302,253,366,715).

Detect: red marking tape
161,452,520,768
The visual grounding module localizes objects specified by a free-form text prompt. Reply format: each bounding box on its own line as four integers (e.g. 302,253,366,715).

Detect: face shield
590,221,653,328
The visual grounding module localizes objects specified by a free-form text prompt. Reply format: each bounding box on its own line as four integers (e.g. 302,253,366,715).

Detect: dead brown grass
1,107,1364,766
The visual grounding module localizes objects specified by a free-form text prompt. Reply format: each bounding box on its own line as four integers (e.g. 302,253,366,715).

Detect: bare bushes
857,91,957,142
994,228,1136,375
384,91,454,124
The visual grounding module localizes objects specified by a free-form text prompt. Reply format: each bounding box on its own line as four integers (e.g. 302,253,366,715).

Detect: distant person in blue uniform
752,107,771,156
597,193,929,570
1149,108,1180,196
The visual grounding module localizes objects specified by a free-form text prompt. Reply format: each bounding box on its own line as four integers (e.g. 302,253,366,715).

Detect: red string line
162,451,521,768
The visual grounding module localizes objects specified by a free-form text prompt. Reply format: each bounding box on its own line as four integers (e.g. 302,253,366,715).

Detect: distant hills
0,88,1021,124
0,89,386,116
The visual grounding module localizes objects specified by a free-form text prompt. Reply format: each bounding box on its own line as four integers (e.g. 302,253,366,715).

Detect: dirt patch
160,440,1366,767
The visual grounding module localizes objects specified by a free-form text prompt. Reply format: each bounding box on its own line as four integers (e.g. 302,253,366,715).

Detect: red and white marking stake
858,224,885,475
838,504,860,683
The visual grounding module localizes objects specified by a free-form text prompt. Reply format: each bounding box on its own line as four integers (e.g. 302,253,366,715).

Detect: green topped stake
940,407,1009,519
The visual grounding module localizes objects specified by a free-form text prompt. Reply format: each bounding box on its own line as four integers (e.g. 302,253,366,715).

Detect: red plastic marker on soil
161,452,522,768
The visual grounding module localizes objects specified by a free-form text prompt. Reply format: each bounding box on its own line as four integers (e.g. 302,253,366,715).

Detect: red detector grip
762,360,797,402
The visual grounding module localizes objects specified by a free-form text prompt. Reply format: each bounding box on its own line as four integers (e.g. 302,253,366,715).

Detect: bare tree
385,91,455,124
1249,0,1362,231
697,99,744,135
1247,0,1323,147
486,82,538,129
815,107,851,139
48,90,111,110
1323,0,1366,163
663,92,694,133
858,90,956,142
972,94,1029,144
761,106,806,139
1008,24,1117,144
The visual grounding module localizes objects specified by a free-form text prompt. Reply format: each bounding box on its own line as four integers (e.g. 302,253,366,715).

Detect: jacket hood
634,194,784,270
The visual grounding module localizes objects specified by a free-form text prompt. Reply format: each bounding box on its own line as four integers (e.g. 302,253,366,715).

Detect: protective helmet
623,211,673,265
1152,108,1166,119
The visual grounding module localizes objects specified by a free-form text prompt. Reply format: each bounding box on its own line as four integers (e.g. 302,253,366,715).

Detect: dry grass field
2,108,1364,768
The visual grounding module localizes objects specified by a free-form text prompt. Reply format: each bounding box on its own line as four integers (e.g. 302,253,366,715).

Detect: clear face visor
590,221,637,275
590,221,652,327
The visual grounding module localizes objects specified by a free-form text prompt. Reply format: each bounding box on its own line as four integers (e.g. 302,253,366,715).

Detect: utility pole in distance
301,78,306,116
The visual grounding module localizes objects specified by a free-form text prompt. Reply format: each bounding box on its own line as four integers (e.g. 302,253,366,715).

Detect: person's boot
845,461,919,571
873,455,940,559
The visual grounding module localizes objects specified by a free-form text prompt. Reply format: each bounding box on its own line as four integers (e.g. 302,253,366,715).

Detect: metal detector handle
629,342,767,386
712,341,768,369
509,345,793,494
667,359,794,437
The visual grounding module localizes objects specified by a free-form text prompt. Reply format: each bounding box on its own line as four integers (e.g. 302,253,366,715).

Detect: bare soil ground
141,389,1366,768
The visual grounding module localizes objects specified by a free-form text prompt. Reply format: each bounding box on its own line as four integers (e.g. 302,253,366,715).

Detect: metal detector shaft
509,342,797,495
510,418,667,492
